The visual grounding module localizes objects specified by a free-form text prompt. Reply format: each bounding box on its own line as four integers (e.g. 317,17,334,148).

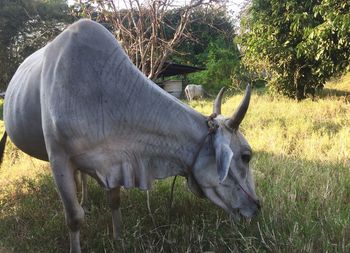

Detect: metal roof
157,62,205,78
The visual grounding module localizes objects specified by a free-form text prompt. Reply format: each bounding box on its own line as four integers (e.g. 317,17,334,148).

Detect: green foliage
298,1,350,81
170,7,246,92
1,78,350,252
0,0,33,89
172,7,235,66
239,0,350,100
187,38,243,92
0,0,72,90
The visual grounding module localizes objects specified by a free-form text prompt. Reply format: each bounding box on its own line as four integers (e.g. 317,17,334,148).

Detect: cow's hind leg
51,155,84,253
107,187,122,240
74,170,88,208
80,172,88,207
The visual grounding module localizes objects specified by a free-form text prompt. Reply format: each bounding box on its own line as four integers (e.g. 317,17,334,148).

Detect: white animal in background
184,84,207,101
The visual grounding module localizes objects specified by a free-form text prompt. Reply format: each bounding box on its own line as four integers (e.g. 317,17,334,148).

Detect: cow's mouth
230,208,256,222
230,209,242,221
231,202,260,221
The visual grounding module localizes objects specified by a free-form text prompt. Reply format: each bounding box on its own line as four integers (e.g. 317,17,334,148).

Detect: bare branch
97,0,222,79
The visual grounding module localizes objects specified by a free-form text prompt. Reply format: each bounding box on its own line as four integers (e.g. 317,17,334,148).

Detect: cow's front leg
51,156,84,253
107,187,122,240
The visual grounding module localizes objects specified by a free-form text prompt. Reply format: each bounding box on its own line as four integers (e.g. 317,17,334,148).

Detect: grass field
0,74,349,253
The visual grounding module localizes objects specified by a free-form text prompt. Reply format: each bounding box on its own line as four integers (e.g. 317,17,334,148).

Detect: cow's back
39,19,163,156
4,47,48,160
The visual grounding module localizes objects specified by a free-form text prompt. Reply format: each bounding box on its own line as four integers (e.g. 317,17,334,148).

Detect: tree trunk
294,65,306,101
295,84,305,101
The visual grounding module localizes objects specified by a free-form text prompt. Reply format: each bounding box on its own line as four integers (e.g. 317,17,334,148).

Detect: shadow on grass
1,151,350,253
317,88,350,101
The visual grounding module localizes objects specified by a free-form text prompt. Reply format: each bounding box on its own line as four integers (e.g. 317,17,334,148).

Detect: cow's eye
241,152,251,163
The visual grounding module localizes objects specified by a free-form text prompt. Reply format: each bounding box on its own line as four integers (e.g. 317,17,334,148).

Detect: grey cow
184,84,206,101
0,19,260,253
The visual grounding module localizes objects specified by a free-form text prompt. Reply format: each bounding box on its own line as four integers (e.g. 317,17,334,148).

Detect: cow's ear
213,130,233,183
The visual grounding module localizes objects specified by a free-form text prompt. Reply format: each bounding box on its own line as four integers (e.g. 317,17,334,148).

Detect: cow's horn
226,84,251,130
213,87,226,115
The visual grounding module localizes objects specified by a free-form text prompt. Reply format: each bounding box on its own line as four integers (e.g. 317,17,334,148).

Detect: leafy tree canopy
239,0,350,100
0,0,71,89
172,6,235,66
185,38,243,92
172,7,245,92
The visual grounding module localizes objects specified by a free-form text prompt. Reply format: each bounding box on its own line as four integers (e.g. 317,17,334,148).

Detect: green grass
0,74,349,252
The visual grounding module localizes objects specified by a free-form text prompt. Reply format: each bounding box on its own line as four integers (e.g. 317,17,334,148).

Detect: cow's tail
0,131,7,165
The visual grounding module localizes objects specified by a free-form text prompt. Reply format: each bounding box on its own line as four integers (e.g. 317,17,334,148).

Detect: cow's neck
122,76,210,181
140,103,210,180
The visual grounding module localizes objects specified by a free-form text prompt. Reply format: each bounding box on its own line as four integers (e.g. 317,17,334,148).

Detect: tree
172,6,235,66
239,0,350,100
298,1,350,86
0,0,72,90
72,0,225,80
186,38,242,92
0,0,34,89
172,6,246,92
